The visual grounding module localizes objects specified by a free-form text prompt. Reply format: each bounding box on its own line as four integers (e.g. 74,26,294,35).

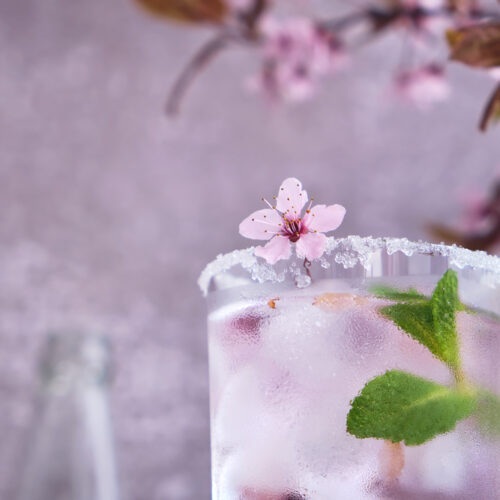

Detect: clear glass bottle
18,332,120,500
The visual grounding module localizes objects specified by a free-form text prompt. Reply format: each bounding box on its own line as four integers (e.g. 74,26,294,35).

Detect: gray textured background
0,0,499,499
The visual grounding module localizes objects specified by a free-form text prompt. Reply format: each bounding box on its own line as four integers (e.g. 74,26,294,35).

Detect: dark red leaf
447,23,500,68
134,0,227,24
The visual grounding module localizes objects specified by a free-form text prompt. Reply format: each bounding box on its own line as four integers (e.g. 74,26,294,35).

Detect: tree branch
166,33,234,115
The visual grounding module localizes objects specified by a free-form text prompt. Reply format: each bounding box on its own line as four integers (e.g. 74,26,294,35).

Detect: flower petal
254,236,292,264
303,204,346,233
276,178,308,217
295,232,327,261
239,209,283,240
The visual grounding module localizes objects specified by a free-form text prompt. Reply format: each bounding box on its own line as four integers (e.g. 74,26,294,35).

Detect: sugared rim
198,235,500,296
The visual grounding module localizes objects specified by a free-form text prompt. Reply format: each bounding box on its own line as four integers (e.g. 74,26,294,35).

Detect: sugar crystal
198,236,500,296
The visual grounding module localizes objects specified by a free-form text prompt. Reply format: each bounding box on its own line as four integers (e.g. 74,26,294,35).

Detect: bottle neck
39,332,111,396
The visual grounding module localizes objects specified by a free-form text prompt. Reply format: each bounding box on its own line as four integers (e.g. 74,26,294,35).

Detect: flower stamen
239,178,346,265
261,197,274,209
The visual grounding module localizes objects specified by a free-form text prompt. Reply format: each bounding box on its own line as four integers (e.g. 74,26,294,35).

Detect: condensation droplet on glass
295,274,311,289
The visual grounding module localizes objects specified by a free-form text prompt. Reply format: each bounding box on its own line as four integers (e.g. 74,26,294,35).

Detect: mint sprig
380,302,447,363
347,370,476,445
429,270,462,370
348,270,500,448
370,285,427,303
379,270,461,372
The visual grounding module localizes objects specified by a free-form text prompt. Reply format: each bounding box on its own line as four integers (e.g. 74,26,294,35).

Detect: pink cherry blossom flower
393,64,450,109
239,178,346,264
458,177,500,233
458,189,490,232
488,67,500,81
249,18,348,102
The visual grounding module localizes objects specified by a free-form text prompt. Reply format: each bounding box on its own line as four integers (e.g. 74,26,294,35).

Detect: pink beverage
200,237,500,500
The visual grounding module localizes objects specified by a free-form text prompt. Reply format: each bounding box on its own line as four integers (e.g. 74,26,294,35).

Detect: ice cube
298,468,376,500
210,306,267,371
399,429,467,495
213,365,266,449
239,488,305,499
218,427,299,498
259,298,344,390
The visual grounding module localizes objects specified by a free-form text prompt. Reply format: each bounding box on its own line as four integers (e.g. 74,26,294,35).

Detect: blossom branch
429,180,500,251
134,0,500,125
480,83,500,132
166,32,240,115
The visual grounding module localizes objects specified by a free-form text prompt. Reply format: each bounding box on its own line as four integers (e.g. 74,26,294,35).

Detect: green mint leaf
475,390,500,437
379,270,463,370
370,285,427,303
346,370,476,446
371,280,469,312
380,302,446,362
430,270,461,369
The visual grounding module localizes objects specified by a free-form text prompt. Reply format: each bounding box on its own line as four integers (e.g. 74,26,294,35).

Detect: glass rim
198,235,500,296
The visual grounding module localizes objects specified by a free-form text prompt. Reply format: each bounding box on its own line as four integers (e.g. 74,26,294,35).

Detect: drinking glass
200,236,500,500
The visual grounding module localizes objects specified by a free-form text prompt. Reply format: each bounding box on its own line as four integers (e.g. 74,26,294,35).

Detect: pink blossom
393,64,450,109
458,189,490,232
488,67,500,81
250,18,347,102
458,178,500,233
239,178,346,264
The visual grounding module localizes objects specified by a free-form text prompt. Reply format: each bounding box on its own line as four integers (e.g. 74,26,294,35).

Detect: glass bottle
18,332,120,500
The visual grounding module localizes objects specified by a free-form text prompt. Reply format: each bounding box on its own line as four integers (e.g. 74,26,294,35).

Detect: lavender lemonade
200,179,500,499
